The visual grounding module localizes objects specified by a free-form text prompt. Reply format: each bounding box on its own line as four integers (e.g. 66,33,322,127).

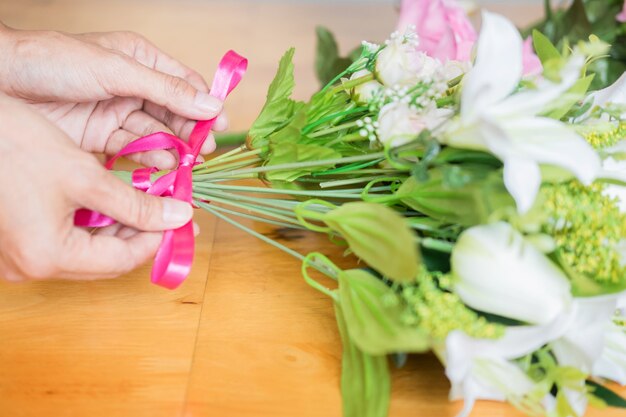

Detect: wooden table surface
1,1,624,416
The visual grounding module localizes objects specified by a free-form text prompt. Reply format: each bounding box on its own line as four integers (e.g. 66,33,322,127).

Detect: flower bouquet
159,8,626,416
104,4,626,417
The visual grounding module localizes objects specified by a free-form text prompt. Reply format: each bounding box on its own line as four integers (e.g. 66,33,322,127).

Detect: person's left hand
0,25,227,169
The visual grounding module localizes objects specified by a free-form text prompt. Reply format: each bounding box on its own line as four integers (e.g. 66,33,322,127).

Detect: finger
200,133,217,155
57,228,162,278
106,54,223,121
106,129,177,169
77,167,193,232
213,113,229,132
142,102,196,139
86,31,211,93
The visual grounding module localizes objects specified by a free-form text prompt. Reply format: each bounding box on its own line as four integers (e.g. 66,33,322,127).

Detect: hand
0,25,227,169
0,93,194,281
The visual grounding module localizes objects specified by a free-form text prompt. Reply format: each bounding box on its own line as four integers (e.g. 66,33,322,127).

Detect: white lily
442,11,600,213
593,323,626,385
587,72,626,113
551,296,619,373
445,321,568,417
452,222,572,325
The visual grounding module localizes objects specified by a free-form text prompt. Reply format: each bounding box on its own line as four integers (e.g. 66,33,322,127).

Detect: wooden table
1,1,624,416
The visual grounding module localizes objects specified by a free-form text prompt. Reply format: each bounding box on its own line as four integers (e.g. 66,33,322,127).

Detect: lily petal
490,54,585,119
502,156,541,214
461,11,522,123
493,117,600,185
453,222,572,324
552,296,618,373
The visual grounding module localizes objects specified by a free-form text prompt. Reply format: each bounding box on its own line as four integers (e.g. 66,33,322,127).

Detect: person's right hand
0,93,193,282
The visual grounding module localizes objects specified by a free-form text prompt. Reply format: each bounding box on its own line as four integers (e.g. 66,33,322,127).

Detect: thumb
80,170,193,232
109,55,223,120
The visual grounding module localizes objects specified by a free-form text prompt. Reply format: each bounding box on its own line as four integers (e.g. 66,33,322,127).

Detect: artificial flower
349,69,383,104
593,323,626,385
452,222,572,325
618,1,626,23
551,296,619,373
443,11,600,213
444,322,567,417
522,37,542,77
375,31,441,86
588,72,626,111
377,102,451,147
396,0,476,62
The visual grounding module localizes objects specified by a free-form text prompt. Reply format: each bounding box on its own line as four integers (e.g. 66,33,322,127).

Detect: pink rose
522,37,542,77
397,0,477,62
618,1,626,23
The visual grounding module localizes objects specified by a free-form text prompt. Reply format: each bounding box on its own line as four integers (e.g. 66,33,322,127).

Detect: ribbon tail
151,223,195,289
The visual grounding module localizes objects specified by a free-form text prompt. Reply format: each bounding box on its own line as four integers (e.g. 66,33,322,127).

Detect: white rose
375,41,441,87
349,69,383,104
376,103,452,148
441,60,472,81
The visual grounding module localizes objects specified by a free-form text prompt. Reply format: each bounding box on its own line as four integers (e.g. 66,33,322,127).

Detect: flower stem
193,182,391,198
308,121,360,138
199,202,306,261
192,152,385,181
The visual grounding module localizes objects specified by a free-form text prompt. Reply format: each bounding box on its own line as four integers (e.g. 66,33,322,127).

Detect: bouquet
170,9,626,417
102,2,626,417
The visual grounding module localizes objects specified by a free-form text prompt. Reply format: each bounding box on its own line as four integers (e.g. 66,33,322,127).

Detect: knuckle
127,193,158,228
166,76,190,98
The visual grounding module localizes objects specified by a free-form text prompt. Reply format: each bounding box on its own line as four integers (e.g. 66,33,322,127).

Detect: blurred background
0,0,544,132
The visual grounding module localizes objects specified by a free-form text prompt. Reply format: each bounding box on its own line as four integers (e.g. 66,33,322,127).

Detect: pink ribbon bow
75,50,248,289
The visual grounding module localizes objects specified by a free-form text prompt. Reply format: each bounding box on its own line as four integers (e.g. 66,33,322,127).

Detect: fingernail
162,199,193,227
194,92,222,115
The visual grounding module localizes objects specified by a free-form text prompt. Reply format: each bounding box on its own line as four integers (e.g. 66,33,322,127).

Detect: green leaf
543,74,595,120
338,269,430,355
397,167,515,227
248,48,304,150
315,26,354,87
335,302,391,417
265,143,341,182
533,29,561,64
323,202,421,282
587,380,626,409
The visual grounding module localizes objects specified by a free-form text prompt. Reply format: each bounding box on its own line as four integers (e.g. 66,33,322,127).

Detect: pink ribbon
75,50,248,289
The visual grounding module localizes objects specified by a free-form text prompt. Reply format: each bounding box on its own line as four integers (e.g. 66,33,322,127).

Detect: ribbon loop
74,50,248,289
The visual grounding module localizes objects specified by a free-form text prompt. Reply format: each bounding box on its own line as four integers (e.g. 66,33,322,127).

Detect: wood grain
0,1,624,417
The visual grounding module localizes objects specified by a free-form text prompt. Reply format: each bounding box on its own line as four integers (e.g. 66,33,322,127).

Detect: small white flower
377,102,452,147
452,222,572,325
375,30,442,87
349,69,383,104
